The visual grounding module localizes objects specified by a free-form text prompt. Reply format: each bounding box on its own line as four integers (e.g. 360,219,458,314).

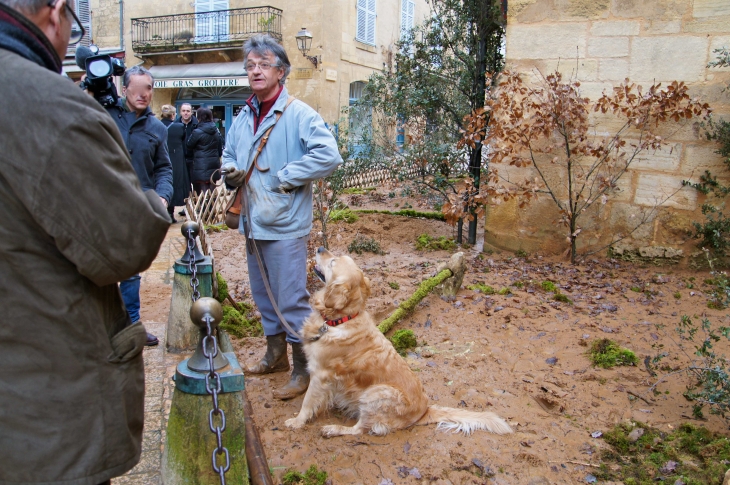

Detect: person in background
167,118,191,221
105,65,173,347
176,102,198,198
186,107,222,194
0,0,170,482
160,104,175,126
222,35,342,400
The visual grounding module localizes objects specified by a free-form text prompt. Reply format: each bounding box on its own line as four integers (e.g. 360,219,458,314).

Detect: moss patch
215,272,229,303
281,465,328,485
220,304,262,339
415,233,456,251
589,338,638,368
378,269,452,334
467,282,495,295
389,329,417,355
354,209,445,220
596,421,730,485
329,208,359,223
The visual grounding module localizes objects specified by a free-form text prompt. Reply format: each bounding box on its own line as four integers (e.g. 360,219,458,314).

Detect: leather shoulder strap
246,96,297,180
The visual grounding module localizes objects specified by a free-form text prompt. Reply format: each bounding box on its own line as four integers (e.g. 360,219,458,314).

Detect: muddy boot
272,343,310,400
245,332,290,375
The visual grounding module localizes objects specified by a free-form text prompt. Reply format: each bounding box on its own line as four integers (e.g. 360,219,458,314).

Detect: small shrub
389,329,417,355
553,293,572,304
541,280,558,293
589,338,638,368
673,291,681,299
497,287,511,296
388,281,400,290
348,235,385,255
515,249,528,258
467,283,495,295
329,208,359,223
415,233,456,251
205,223,227,232
630,286,642,292
282,465,328,485
342,187,375,195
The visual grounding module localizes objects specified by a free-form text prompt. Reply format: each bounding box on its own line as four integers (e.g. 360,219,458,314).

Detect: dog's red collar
322,313,358,327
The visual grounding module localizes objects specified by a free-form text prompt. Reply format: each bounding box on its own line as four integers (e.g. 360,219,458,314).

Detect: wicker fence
184,184,234,228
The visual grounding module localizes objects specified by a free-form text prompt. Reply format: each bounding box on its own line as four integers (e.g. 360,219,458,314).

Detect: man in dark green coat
0,0,170,482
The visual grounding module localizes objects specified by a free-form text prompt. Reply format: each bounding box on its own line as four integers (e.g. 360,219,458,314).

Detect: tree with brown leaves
456,70,711,263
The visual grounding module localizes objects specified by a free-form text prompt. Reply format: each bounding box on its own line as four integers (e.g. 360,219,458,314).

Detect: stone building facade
67,0,427,136
486,0,730,260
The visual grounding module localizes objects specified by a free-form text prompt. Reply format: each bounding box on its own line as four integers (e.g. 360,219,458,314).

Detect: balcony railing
132,6,282,54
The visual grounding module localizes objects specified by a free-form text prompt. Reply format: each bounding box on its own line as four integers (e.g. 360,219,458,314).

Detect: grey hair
1,0,72,15
243,34,291,85
123,65,154,88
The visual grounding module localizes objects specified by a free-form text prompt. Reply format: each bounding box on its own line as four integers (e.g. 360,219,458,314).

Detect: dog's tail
416,405,513,435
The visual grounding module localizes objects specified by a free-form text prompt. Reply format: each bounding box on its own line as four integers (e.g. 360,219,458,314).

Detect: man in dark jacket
106,65,173,346
176,102,198,184
0,0,170,482
186,107,222,193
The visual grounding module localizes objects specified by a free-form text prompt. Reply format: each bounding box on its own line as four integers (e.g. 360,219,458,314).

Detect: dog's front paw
285,417,305,429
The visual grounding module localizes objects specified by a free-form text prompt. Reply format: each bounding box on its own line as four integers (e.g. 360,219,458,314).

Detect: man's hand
225,167,247,187
160,196,168,208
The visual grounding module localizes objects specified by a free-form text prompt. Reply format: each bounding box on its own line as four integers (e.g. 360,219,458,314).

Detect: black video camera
75,44,126,107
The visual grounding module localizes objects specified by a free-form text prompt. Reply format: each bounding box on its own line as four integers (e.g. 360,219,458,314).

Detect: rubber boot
245,332,290,374
272,343,310,400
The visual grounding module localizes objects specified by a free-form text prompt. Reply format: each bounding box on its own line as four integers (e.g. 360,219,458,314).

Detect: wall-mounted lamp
295,27,321,70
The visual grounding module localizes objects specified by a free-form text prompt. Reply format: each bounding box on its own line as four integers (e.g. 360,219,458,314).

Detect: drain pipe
119,0,124,51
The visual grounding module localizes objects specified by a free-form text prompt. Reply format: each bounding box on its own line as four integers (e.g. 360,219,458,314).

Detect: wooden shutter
356,0,376,45
400,0,414,38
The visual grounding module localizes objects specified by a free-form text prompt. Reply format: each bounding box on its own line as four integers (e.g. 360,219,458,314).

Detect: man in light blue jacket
223,34,342,400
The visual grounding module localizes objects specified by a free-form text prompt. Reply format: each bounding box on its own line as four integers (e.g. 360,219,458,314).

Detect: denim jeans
119,274,141,323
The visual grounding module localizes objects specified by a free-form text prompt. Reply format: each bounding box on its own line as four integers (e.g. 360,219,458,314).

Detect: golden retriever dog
285,247,513,437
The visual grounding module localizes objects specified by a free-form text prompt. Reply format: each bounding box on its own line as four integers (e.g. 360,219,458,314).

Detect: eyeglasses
48,0,85,45
245,62,279,72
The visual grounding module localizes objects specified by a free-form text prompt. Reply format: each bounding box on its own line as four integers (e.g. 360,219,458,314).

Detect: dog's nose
317,246,325,254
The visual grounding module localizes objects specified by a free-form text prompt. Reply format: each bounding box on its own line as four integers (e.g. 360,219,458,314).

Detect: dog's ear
360,273,371,301
324,281,349,311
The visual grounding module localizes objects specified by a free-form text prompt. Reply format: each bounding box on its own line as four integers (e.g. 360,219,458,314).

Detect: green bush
589,338,638,368
347,235,385,255
388,281,400,290
415,233,456,251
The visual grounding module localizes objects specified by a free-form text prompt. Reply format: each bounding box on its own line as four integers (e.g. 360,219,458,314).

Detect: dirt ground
151,189,730,485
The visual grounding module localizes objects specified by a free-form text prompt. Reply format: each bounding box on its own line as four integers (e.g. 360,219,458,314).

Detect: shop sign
153,77,248,89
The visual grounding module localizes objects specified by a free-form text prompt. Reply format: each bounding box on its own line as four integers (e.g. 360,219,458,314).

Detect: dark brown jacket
0,20,170,484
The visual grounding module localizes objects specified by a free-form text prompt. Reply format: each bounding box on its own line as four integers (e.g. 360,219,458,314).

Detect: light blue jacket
222,87,342,240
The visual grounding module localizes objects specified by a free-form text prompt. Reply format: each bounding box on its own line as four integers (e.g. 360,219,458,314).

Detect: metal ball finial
181,221,199,238
189,297,223,329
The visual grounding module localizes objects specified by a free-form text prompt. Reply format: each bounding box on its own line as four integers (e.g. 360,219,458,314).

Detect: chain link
185,228,229,485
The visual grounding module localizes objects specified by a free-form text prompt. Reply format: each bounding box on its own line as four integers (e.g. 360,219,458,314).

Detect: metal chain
185,228,229,484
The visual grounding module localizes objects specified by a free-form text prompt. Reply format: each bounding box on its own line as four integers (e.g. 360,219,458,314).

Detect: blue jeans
120,274,141,323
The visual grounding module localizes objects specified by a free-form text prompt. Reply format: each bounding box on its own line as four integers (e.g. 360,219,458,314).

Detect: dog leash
240,97,300,339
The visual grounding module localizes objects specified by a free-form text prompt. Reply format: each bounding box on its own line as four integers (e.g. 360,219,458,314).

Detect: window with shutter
356,0,376,45
65,0,91,58
195,0,229,43
400,0,413,38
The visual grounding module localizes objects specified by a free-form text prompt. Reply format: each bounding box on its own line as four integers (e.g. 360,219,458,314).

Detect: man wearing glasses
0,0,170,483
222,34,342,401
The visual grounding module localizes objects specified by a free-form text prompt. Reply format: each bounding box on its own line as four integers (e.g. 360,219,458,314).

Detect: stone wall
485,0,730,260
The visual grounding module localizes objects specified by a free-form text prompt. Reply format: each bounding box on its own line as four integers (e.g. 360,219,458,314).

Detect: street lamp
295,27,320,69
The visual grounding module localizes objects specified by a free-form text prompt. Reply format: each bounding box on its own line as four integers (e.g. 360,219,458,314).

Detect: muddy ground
145,189,730,485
